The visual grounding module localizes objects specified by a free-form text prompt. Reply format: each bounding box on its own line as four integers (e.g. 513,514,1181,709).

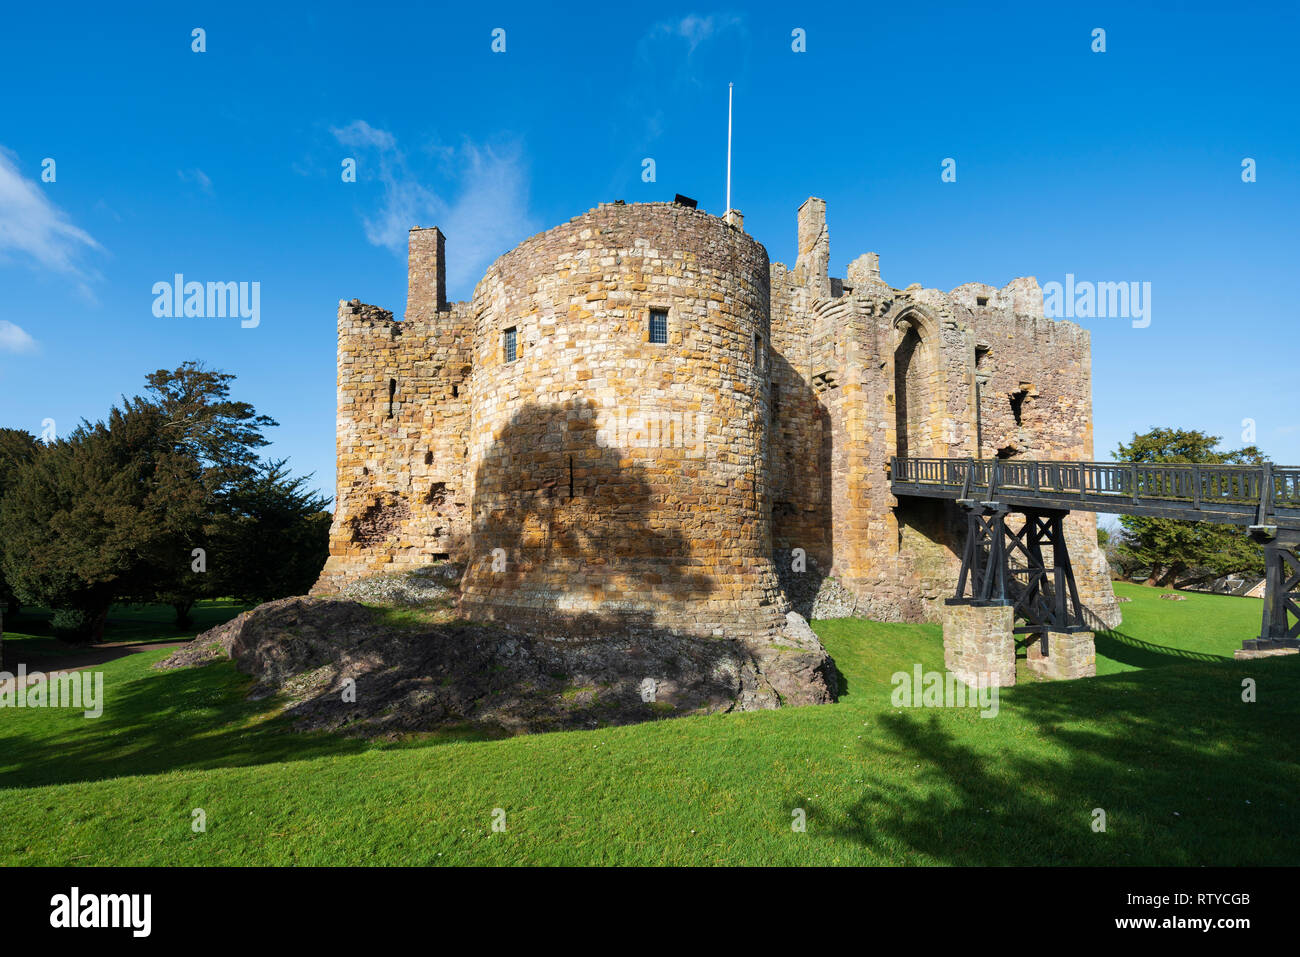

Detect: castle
313,198,1121,639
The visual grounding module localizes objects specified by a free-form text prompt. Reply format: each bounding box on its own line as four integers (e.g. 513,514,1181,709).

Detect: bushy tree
0,429,40,614
1115,428,1266,588
208,460,331,604
127,363,278,624
0,362,329,638
0,408,172,640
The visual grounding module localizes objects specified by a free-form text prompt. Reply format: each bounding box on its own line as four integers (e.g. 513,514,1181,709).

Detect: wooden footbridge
890,457,1300,651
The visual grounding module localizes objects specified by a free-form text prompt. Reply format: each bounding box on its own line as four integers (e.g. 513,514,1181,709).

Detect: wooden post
1258,462,1275,526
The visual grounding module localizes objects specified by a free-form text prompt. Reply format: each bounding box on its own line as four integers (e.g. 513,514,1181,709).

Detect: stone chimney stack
794,197,831,298
407,226,447,319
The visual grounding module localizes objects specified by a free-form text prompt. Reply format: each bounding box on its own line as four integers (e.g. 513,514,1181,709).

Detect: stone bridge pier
941,602,1096,687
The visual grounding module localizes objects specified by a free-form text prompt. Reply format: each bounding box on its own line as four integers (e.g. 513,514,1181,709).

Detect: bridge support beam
1241,527,1300,655
945,500,1095,681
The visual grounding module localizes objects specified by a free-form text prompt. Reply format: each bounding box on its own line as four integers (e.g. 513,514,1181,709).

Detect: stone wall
457,203,787,639
768,201,1119,628
313,228,473,593
315,197,1120,637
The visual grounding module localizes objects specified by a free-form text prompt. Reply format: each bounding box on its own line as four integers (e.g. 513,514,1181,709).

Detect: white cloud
330,122,538,297
644,13,746,61
0,320,37,353
333,119,397,153
178,168,214,194
661,14,733,53
0,146,103,284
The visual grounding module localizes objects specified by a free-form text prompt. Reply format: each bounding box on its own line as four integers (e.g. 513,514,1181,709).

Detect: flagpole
726,82,733,214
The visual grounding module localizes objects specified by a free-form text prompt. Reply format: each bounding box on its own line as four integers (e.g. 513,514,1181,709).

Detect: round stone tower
458,202,787,639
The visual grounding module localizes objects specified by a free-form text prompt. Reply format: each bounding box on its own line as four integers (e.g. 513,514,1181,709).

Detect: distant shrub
50,607,93,638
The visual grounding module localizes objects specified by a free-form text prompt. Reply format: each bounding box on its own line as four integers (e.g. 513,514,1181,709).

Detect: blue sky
1,0,1296,501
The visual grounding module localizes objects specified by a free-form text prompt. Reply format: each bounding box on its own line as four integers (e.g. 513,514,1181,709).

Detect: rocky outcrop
157,570,838,738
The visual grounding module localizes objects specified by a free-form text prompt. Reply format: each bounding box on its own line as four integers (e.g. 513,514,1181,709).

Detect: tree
128,363,282,624
1114,427,1266,589
207,460,331,604
0,408,171,641
0,429,40,615
0,363,291,637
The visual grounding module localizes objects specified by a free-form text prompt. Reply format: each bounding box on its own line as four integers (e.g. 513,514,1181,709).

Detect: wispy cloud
652,13,741,54
331,121,538,296
602,13,749,199
0,146,103,289
0,319,37,353
177,167,214,194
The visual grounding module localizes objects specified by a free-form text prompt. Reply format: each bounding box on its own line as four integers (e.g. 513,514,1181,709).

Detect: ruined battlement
314,199,1120,635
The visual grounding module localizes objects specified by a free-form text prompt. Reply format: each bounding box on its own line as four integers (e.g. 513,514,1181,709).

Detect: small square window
503,327,518,363
976,296,989,307
649,309,668,345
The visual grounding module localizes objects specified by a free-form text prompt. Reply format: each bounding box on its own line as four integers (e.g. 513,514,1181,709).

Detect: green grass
2,600,251,657
1095,583,1258,673
0,583,1295,865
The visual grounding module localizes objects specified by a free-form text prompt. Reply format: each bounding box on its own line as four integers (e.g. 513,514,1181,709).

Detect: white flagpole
726,82,733,214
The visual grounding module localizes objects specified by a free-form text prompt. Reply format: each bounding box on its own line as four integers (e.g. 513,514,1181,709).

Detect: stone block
1025,631,1096,680
942,602,1016,687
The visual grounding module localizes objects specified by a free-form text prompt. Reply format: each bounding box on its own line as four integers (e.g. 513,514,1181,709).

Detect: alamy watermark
610,407,706,457
890,664,1000,717
152,275,260,328
50,887,150,937
0,666,104,718
1042,274,1151,328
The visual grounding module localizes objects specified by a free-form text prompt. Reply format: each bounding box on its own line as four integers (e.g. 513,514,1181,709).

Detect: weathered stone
313,198,1121,659
942,603,1016,687
1234,640,1300,660
1025,631,1097,680
155,579,836,736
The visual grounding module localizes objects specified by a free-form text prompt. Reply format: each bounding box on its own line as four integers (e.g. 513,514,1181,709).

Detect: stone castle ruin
313,198,1121,649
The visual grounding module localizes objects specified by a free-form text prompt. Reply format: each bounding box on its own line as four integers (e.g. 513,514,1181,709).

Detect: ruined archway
892,306,942,459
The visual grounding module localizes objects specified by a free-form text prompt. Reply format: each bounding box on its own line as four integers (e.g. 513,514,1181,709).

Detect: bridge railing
891,457,1300,514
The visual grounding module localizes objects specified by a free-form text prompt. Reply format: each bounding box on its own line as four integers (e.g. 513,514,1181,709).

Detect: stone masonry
1026,631,1097,680
313,199,1121,642
941,602,1016,687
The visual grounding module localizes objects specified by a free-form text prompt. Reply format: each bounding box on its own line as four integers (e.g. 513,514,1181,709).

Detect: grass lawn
0,582,1295,865
1,601,251,658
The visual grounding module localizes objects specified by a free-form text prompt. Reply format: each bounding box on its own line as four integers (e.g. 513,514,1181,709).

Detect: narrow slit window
503,327,518,363
649,309,668,345
754,334,765,372
387,378,396,418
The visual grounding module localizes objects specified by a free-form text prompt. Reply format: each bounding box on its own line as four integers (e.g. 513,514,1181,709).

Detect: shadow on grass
800,656,1300,865
1095,629,1231,669
3,601,252,663
0,660,397,790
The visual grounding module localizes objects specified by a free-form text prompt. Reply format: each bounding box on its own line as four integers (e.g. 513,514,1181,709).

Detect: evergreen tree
0,407,170,640
208,459,331,604
0,428,40,615
1115,428,1266,588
